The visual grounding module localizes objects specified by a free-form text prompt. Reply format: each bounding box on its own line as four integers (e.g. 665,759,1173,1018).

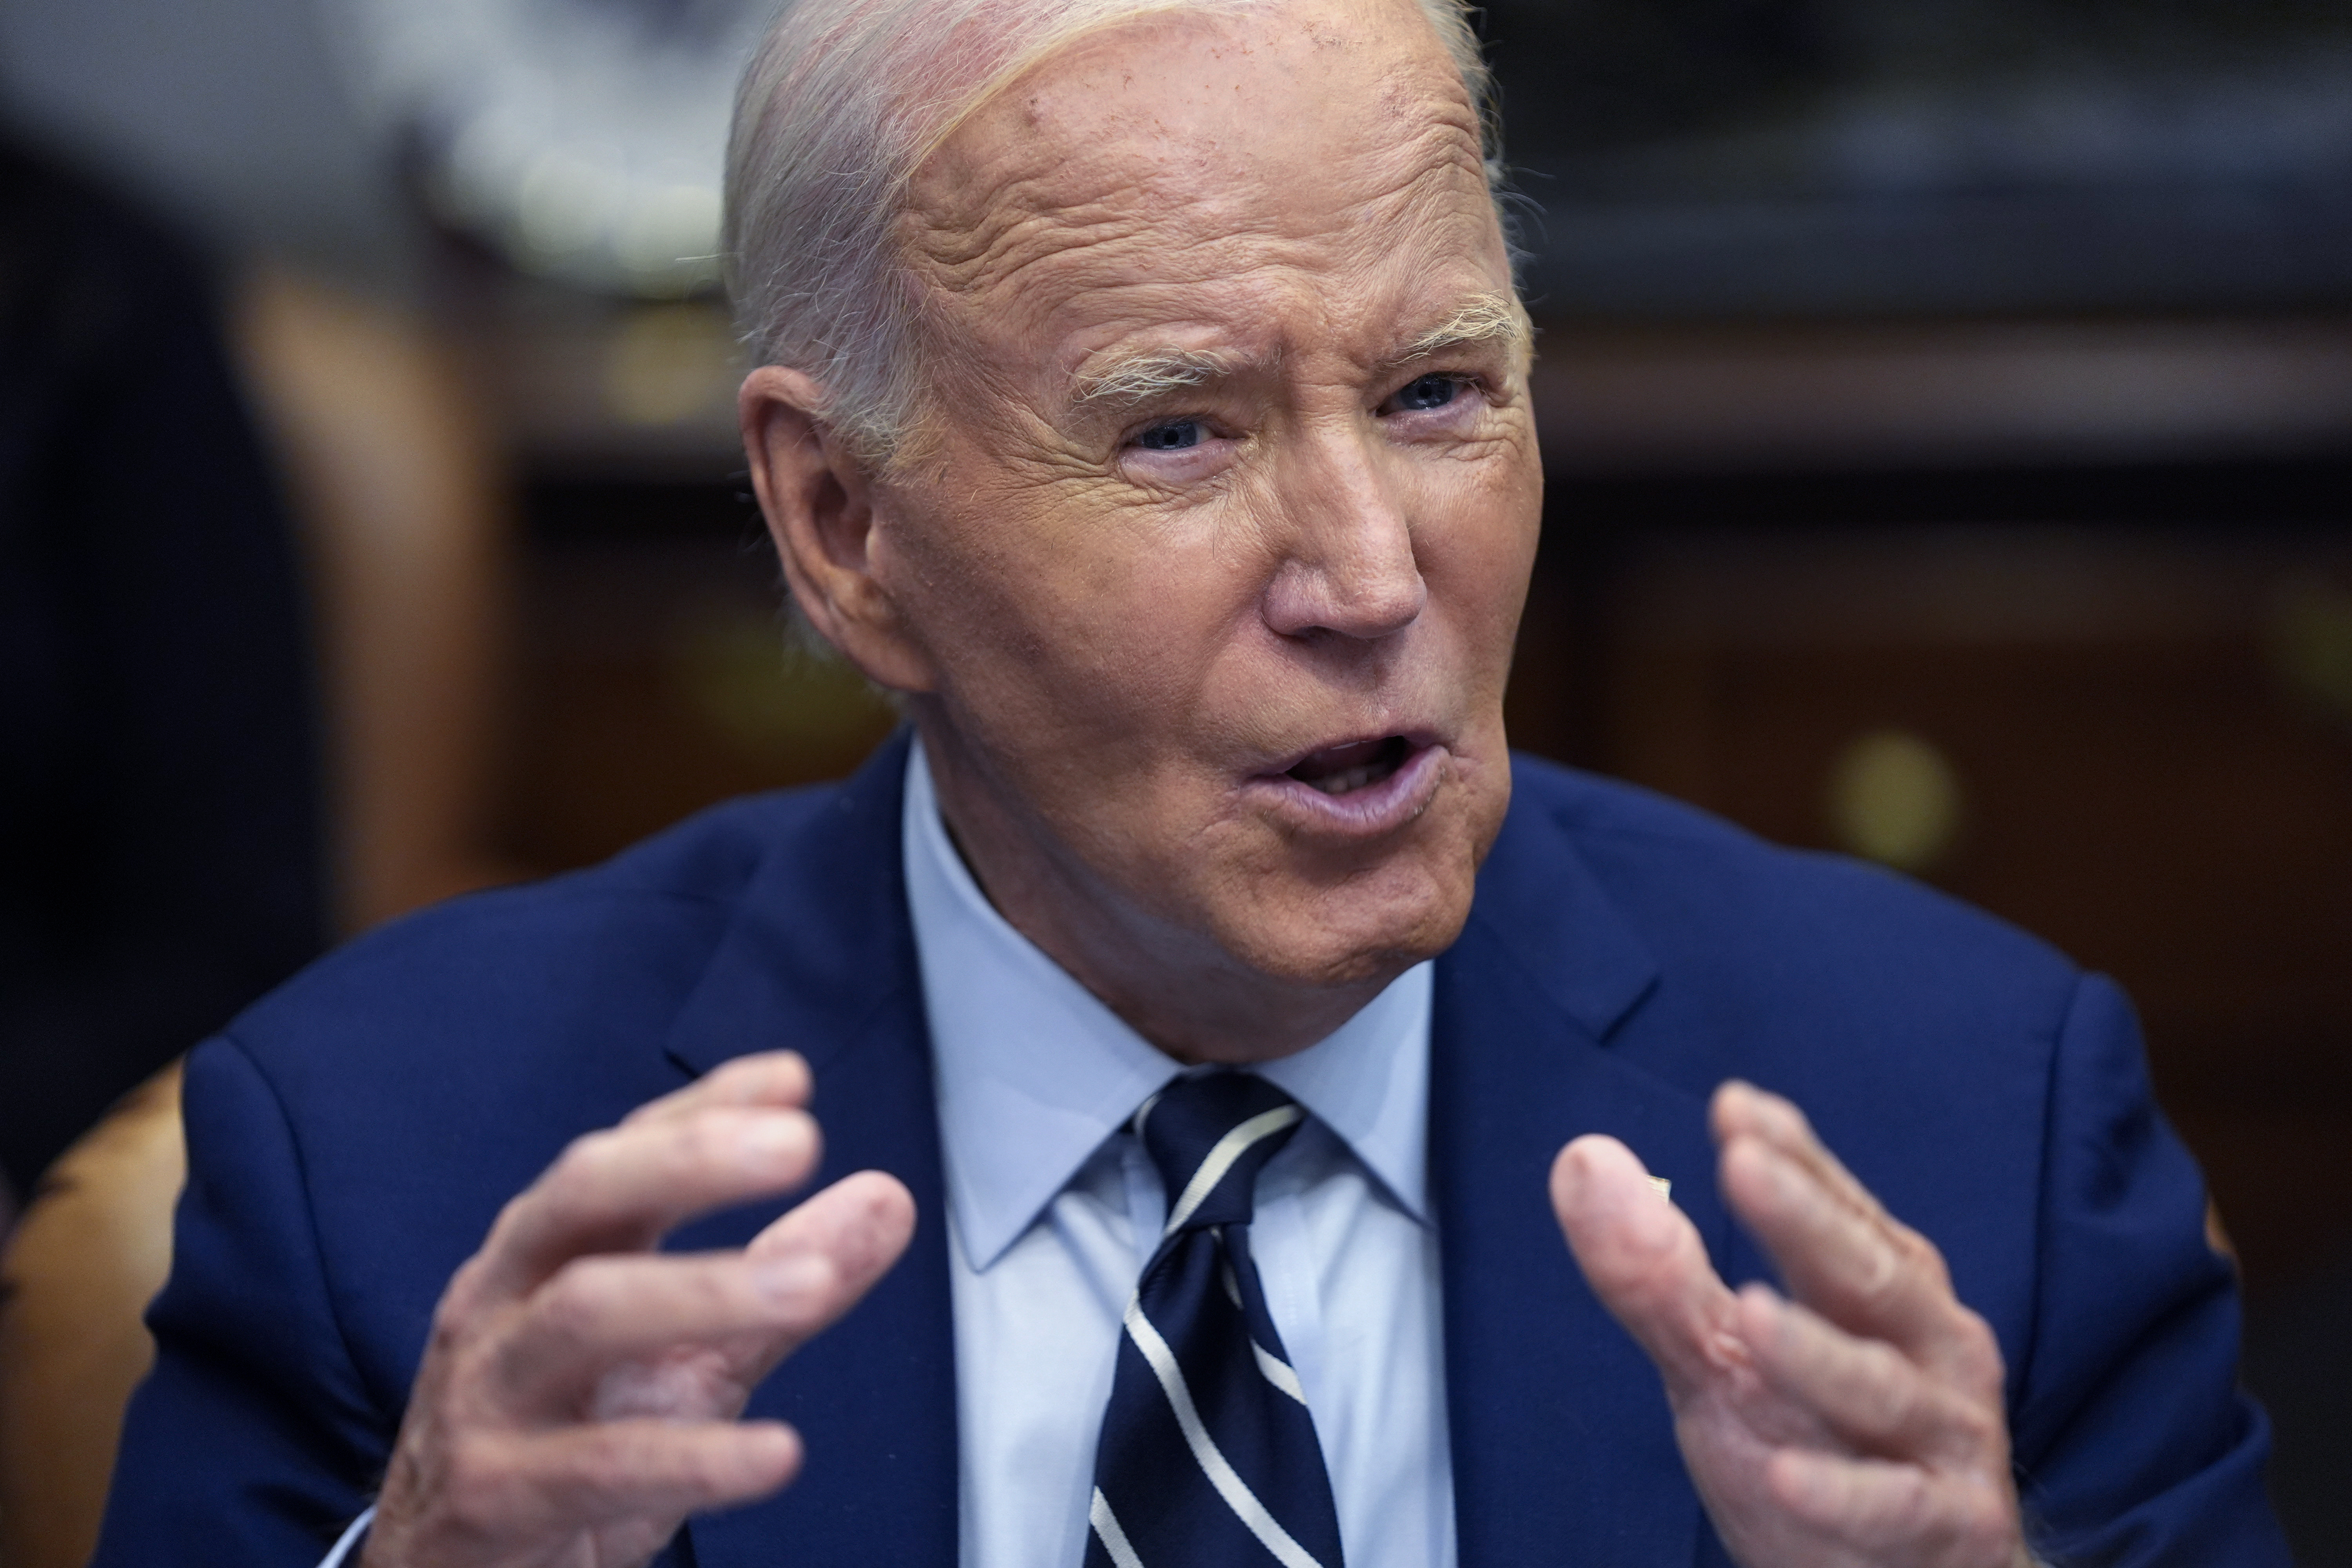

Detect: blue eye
1390,373,1462,413
1132,419,1203,451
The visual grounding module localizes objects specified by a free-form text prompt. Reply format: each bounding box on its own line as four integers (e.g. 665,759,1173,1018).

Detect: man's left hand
1550,1082,2033,1568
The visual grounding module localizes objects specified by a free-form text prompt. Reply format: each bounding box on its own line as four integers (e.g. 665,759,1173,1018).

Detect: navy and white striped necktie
1084,1072,1346,1568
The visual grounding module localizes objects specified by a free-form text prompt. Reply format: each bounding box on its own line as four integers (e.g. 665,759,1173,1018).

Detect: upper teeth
1311,763,1382,795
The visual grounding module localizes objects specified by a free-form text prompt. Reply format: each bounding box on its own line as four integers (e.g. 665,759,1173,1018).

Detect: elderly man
97,1,2282,1566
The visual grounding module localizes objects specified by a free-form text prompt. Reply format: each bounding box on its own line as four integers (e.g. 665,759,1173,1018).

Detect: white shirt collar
901,736,1433,1270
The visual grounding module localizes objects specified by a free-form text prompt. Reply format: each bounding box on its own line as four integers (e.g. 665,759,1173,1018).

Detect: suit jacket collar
664,730,962,1568
1432,780,1725,1566
662,728,923,1085
657,742,1720,1568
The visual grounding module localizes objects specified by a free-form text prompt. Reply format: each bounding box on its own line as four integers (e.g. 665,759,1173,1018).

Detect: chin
1210,807,1492,991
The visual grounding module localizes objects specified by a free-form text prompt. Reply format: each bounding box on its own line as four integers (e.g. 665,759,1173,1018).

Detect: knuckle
531,1263,614,1346
1962,1310,2004,1371
1945,1307,2008,1395
1893,1227,1950,1288
1946,1395,2001,1455
1853,1245,1907,1314
424,1308,470,1368
1856,1347,1917,1432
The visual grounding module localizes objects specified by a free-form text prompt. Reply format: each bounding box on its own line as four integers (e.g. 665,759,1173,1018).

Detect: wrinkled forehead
896,0,1502,381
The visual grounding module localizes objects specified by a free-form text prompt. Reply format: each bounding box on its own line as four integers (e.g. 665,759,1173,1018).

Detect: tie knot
1134,1072,1303,1235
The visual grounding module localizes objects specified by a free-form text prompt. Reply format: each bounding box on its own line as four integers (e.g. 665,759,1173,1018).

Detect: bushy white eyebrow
1392,293,1530,366
1071,348,1238,412
1067,292,1527,415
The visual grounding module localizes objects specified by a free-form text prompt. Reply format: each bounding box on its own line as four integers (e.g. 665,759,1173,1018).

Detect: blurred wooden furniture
0,1063,185,1568
236,268,526,932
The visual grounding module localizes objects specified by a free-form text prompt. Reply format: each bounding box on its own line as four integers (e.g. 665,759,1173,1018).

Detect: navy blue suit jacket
96,734,2288,1566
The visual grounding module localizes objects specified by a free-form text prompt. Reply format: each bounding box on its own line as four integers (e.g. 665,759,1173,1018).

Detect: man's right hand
359,1051,916,1568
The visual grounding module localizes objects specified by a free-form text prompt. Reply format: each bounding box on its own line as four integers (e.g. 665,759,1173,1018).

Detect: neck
913,722,1395,1065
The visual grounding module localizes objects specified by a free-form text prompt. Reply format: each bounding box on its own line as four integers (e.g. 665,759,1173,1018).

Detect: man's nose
1259,428,1428,642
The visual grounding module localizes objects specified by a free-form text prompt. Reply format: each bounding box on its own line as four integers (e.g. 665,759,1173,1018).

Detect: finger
1720,1133,1950,1357
457,1419,804,1535
1712,1083,1935,1318
1713,1091,1962,1363
732,1169,918,1384
1765,1447,2022,1563
490,1171,917,1413
485,1249,844,1416
1551,1135,1744,1397
1735,1285,2000,1466
1713,1082,1888,1232
468,1107,823,1305
623,1053,813,1129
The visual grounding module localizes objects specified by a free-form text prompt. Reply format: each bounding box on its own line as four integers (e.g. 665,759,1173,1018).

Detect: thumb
1550,1134,1743,1397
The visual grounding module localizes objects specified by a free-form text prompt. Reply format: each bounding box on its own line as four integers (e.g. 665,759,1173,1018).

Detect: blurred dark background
0,0,2346,1557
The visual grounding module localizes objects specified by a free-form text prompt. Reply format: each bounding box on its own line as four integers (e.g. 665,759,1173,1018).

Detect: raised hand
361,1051,915,1568
1550,1081,2031,1568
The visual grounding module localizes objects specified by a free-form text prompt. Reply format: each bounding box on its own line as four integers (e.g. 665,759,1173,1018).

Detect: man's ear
738,365,936,693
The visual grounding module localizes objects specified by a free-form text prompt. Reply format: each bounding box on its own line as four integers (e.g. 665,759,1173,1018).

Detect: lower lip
1242,742,1450,838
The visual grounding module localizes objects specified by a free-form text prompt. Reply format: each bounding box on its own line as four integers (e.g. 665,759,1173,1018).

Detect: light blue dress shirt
903,740,1455,1568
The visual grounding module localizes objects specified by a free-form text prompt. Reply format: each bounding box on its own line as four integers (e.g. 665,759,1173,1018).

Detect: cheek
895,485,1260,747
1065,552,1252,726
1421,448,1542,659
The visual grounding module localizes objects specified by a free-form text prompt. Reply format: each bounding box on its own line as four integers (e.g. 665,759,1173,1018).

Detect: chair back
0,1065,185,1568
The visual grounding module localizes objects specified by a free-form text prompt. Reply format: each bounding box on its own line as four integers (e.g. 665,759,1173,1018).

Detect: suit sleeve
92,1035,392,1567
2009,974,2290,1566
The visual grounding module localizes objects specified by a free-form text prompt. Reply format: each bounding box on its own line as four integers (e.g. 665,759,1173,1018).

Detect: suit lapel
663,732,961,1568
1433,778,1728,1567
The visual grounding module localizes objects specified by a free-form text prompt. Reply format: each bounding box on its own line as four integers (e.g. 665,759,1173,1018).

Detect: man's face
870,0,1540,1000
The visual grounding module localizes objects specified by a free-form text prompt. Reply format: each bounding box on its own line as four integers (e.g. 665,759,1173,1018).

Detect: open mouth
1285,735,1414,796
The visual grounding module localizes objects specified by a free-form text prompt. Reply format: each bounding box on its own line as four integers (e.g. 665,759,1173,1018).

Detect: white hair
722,0,1503,469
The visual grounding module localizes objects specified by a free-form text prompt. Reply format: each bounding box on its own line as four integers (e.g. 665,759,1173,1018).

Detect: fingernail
754,1252,831,1301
